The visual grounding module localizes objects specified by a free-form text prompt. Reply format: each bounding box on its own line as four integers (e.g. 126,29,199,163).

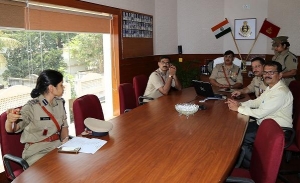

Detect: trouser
240,121,259,169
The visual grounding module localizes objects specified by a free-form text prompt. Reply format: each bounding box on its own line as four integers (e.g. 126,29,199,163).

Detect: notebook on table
192,80,225,100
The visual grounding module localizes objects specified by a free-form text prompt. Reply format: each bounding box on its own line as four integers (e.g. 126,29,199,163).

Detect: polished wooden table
13,87,249,183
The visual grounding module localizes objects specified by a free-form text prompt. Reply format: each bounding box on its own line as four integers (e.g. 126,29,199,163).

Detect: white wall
154,0,178,55
268,0,300,55
81,0,300,56
177,0,224,55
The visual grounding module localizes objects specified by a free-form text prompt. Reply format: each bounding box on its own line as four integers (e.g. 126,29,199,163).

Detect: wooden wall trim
119,54,267,84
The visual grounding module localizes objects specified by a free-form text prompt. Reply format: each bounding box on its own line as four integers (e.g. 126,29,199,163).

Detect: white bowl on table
175,103,199,118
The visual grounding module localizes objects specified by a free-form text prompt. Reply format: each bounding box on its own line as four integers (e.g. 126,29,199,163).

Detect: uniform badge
42,99,48,105
239,21,252,37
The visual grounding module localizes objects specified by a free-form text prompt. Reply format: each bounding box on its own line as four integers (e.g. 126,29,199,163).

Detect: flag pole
226,19,242,60
245,32,260,61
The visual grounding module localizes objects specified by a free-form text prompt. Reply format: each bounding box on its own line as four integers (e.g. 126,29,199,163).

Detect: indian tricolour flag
211,19,231,39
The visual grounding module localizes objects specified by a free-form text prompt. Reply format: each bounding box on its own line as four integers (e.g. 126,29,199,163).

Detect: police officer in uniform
5,70,69,166
209,50,243,89
232,57,267,98
272,36,298,86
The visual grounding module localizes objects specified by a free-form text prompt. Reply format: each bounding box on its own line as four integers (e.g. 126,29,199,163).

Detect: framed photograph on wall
234,18,256,40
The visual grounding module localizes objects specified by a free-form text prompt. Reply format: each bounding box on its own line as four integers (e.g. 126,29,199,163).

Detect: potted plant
171,60,201,88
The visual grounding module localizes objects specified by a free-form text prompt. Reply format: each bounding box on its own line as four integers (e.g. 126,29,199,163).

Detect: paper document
58,137,107,154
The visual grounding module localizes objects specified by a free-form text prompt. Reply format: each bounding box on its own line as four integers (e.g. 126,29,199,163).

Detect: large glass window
0,30,112,133
0,1,115,174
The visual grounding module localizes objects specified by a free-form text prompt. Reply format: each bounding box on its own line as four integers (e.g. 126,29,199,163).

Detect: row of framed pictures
123,21,153,31
122,11,153,38
123,30,152,38
122,11,153,23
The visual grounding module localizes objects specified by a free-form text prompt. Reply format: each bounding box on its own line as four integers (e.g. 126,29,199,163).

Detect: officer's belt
27,133,60,145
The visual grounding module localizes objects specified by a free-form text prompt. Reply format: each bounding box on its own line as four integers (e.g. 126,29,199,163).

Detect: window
0,1,115,172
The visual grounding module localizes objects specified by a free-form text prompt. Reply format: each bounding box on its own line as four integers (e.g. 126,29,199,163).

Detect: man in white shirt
144,56,182,100
226,61,293,168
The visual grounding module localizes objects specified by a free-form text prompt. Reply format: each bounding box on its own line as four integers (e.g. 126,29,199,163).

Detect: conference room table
12,87,249,183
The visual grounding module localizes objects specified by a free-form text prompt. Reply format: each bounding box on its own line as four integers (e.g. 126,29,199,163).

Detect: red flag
259,19,280,38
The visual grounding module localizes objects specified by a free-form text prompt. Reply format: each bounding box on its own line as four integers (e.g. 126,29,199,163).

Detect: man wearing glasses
226,61,293,168
231,57,267,98
209,50,243,89
143,56,182,100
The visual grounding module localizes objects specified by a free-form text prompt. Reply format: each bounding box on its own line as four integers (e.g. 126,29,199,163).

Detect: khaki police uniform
209,63,243,86
272,49,298,86
246,76,267,97
144,68,175,100
272,36,298,86
16,95,68,166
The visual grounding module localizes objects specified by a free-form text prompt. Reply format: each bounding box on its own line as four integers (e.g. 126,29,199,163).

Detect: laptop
192,80,224,99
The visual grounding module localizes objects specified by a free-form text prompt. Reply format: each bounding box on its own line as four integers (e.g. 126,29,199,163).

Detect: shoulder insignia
27,99,39,105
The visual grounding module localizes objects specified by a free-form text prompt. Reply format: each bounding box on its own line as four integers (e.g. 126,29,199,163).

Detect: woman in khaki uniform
272,36,298,86
5,70,69,166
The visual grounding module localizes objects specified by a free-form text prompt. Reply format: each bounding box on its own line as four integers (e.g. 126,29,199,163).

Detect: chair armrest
3,154,29,180
226,176,255,183
138,96,154,105
282,127,295,148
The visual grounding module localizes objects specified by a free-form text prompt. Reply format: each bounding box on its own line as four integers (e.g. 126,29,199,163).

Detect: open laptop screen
192,80,215,97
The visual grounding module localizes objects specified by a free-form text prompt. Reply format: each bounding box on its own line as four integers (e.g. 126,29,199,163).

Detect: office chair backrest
289,80,300,148
118,83,137,114
73,94,105,136
213,57,242,68
249,119,284,183
0,109,25,179
133,74,148,106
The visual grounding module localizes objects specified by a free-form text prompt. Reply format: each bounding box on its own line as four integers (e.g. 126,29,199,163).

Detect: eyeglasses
160,61,170,65
262,71,278,75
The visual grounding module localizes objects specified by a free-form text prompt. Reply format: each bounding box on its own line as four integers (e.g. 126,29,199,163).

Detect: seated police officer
209,50,243,89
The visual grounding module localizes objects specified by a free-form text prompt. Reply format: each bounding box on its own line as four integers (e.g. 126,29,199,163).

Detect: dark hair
264,61,283,73
158,55,171,62
30,69,63,98
281,41,290,48
224,50,234,56
251,57,265,65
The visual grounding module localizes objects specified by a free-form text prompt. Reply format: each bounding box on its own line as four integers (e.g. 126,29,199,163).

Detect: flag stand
226,18,243,61
230,31,242,61
245,33,261,61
